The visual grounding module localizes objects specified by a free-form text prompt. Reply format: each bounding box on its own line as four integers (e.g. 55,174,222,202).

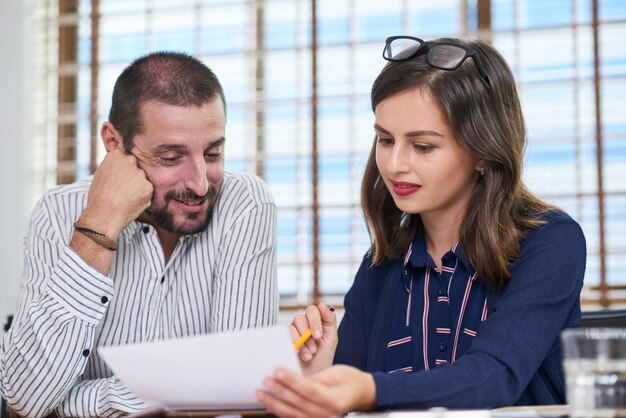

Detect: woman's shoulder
540,209,577,224
501,209,586,306
353,252,403,286
531,209,584,237
359,252,403,272
521,209,586,256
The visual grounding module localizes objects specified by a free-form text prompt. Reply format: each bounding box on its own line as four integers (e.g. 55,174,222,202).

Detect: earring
479,167,485,177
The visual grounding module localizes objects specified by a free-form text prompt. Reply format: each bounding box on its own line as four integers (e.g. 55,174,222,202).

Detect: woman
256,36,586,416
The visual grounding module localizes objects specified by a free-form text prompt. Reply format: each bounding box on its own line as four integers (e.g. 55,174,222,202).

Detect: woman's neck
422,211,463,270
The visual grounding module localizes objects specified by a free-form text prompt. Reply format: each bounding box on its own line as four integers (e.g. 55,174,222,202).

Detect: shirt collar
121,220,205,243
403,233,431,268
403,233,476,276
121,221,143,243
401,234,433,292
450,242,476,275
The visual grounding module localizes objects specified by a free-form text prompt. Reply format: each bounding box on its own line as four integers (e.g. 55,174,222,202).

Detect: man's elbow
3,396,59,418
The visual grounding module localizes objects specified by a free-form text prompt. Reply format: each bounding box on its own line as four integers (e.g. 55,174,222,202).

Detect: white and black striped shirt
0,172,278,418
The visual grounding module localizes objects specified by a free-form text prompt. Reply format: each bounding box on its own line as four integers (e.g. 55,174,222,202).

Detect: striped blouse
384,234,487,374
0,172,278,418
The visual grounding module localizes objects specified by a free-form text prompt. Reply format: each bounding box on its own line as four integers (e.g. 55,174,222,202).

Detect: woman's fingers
258,370,338,418
256,389,308,418
318,303,337,328
291,313,310,335
291,316,318,361
291,303,338,365
277,368,335,404
289,323,314,362
304,305,324,339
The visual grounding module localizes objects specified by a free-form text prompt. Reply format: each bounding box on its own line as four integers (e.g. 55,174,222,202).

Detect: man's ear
101,122,124,152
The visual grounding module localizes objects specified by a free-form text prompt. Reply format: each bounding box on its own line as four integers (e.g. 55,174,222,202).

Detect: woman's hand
256,365,377,418
290,303,338,375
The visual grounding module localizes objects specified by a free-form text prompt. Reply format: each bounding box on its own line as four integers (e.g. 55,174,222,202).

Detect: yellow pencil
293,328,313,351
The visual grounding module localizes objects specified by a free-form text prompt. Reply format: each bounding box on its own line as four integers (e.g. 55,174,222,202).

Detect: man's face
131,99,226,236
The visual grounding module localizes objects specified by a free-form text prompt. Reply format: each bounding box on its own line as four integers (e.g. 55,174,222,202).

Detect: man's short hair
108,51,226,151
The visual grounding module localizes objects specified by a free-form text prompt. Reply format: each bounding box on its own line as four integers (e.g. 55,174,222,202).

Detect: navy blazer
335,211,586,409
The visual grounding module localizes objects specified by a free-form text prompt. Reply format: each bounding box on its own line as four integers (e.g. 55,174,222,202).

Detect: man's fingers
106,146,143,170
127,148,148,166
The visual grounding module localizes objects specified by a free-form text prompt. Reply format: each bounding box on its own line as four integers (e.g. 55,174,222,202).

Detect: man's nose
184,157,209,197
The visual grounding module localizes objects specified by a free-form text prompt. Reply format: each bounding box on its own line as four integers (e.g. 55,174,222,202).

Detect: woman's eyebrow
373,123,391,134
405,130,443,138
374,123,442,138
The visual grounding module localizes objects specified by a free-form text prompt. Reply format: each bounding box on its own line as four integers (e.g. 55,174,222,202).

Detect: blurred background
1,0,625,331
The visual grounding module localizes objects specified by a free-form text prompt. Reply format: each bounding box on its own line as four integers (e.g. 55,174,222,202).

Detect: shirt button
101,296,109,304
439,343,447,351
438,289,445,296
143,226,150,234
82,349,90,357
160,277,165,284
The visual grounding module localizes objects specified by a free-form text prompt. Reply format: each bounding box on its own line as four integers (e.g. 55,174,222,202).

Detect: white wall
0,0,34,335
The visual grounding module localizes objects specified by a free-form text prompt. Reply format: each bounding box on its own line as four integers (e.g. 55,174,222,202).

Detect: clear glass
430,44,468,69
561,328,626,417
384,37,422,60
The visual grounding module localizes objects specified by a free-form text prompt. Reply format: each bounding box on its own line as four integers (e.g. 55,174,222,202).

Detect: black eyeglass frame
383,35,491,89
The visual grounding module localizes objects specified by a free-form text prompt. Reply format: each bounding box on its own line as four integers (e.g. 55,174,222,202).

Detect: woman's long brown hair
362,38,556,289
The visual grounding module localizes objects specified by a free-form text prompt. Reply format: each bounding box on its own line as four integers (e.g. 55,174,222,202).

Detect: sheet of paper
99,325,300,411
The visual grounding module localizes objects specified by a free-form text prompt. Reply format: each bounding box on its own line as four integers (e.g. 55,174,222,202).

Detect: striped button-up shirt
0,172,278,418
384,234,487,374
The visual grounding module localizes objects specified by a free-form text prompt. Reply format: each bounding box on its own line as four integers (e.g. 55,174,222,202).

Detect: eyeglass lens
429,44,468,69
384,38,423,60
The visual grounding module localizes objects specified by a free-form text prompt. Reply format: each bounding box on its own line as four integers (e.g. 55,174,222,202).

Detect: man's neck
136,213,181,264
156,227,180,264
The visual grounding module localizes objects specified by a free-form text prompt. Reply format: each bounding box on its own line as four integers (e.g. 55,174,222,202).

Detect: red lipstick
391,181,421,196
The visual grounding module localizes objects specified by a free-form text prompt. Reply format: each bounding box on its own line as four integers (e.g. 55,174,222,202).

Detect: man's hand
79,147,153,240
69,147,153,274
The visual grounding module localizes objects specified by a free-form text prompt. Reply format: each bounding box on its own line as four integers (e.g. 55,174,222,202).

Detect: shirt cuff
47,246,114,325
372,371,396,410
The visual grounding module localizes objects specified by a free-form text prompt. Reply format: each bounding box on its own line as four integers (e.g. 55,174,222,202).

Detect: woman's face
374,87,481,223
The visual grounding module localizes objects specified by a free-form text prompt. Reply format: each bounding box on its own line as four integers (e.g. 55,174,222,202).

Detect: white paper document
99,325,301,411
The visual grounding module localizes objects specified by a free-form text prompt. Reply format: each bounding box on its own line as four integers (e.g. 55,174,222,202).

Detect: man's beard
146,184,220,235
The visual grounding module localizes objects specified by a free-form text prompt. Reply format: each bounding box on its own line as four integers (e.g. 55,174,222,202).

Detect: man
0,52,278,418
